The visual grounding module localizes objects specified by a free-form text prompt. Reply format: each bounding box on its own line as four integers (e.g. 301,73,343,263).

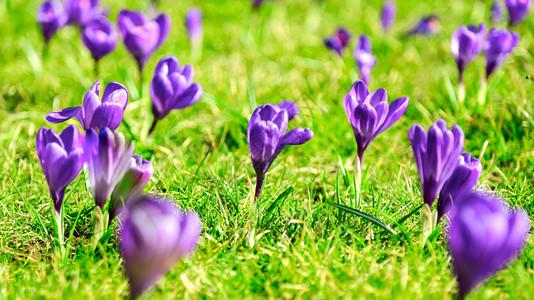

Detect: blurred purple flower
275,101,299,120
324,28,351,55
436,153,482,222
491,1,503,23
353,35,377,86
36,125,84,212
185,7,202,41
149,56,203,134
451,23,486,83
448,191,530,299
82,17,117,63
110,155,153,221
252,0,265,9
84,128,135,209
485,28,519,78
409,120,465,207
344,80,409,163
248,104,313,200
120,195,201,298
36,0,68,44
46,81,129,131
505,0,531,26
407,15,441,36
381,1,396,31
63,0,101,27
118,10,171,71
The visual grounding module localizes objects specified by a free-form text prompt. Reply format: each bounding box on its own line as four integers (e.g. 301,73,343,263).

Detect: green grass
1,0,534,298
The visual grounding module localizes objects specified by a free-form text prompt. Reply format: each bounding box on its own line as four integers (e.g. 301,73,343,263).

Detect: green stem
52,208,64,260
477,78,488,107
354,157,362,208
91,206,109,251
458,80,465,105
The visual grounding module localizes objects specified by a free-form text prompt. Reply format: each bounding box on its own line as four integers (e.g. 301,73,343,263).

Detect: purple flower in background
36,125,84,213
275,101,299,120
46,81,129,131
149,56,203,135
436,153,482,222
409,120,465,207
120,196,201,299
492,1,503,23
451,23,486,83
248,104,313,200
344,80,409,163
448,192,530,299
324,28,351,55
118,10,171,72
63,0,101,27
353,35,377,86
381,1,396,31
36,0,68,44
485,28,519,78
84,128,135,209
185,7,202,42
110,155,154,221
505,0,531,26
407,15,442,36
252,0,266,9
82,17,117,63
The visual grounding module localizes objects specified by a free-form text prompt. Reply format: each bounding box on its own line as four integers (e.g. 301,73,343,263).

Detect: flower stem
477,77,488,107
148,118,158,136
457,77,465,105
91,206,109,251
94,60,99,78
254,174,264,204
354,156,362,208
52,207,64,260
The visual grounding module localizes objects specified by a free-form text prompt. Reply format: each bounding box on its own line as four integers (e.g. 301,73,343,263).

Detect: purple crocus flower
492,1,503,23
275,101,299,120
120,195,201,299
248,104,313,200
343,80,409,163
353,35,377,86
252,0,265,9
407,15,442,36
36,125,84,213
46,81,129,132
117,10,171,72
436,153,482,222
324,28,351,55
109,155,154,221
408,120,465,207
84,128,135,209
36,0,68,44
448,192,530,299
149,56,203,135
185,7,202,42
82,17,117,63
505,0,532,26
451,23,486,83
380,1,396,32
485,28,519,78
63,0,101,27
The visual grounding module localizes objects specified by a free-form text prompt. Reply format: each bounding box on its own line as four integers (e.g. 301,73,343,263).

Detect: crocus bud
353,35,377,86
36,0,68,44
63,0,101,27
485,28,519,79
451,23,486,83
344,80,409,163
120,196,201,299
117,10,171,72
407,15,441,36
248,104,313,200
149,56,203,134
185,7,202,42
275,101,299,120
36,125,84,213
324,28,351,55
505,0,531,26
110,155,153,220
448,192,530,299
491,1,503,23
436,153,482,222
82,17,117,62
409,120,465,207
46,81,129,131
380,1,396,32
84,128,135,209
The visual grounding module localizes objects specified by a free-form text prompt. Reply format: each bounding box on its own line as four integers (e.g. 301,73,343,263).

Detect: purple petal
46,106,83,125
102,82,129,110
171,83,203,110
154,14,171,48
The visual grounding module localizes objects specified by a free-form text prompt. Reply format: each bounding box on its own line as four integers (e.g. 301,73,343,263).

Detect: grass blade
327,202,397,235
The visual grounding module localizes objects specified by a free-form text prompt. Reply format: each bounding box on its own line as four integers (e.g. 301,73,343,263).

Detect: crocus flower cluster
485,28,519,79
448,191,530,299
118,10,171,72
451,24,486,83
505,0,531,26
324,28,351,55
380,1,396,32
407,15,441,36
82,17,118,64
343,80,409,163
353,35,377,86
248,104,313,200
36,0,68,44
